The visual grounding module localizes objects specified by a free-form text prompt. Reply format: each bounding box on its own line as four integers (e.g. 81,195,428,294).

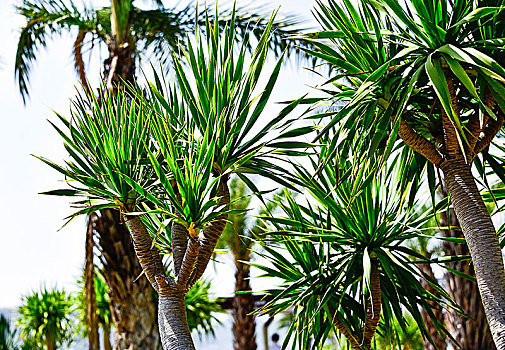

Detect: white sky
0,0,320,308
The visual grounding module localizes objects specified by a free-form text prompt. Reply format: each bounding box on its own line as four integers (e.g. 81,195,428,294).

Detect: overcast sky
0,0,320,308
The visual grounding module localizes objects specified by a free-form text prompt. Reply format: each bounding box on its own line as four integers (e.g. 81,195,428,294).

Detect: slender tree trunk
442,159,505,348
103,326,112,350
85,215,100,350
419,261,447,350
263,315,274,350
439,188,495,350
45,333,55,350
90,210,160,350
232,254,257,350
158,291,196,350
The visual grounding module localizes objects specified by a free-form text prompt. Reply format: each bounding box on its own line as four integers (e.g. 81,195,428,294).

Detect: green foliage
253,151,457,349
17,287,75,349
185,279,224,338
372,314,424,350
15,0,310,102
217,177,281,256
40,7,305,250
0,314,18,350
301,0,505,194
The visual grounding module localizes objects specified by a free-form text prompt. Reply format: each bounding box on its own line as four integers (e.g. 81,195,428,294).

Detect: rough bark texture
419,262,447,350
232,253,257,350
363,258,381,348
442,159,505,348
122,211,197,350
90,210,160,350
328,305,363,349
158,292,196,350
103,44,135,93
439,192,495,350
85,214,100,350
188,176,230,288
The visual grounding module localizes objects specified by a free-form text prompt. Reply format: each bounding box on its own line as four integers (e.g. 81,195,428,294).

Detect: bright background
0,0,319,320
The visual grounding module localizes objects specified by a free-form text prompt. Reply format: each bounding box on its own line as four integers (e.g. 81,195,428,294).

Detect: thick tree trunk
90,210,160,350
419,262,447,350
158,291,196,350
442,159,505,348
439,190,495,350
232,256,257,350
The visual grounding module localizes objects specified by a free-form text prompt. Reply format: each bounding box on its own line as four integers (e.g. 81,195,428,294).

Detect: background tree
0,315,19,350
77,270,113,350
17,287,75,350
299,0,505,346
15,1,307,348
216,178,279,350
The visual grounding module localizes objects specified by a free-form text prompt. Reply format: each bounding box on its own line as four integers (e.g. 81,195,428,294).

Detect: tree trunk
419,262,447,350
103,44,135,93
439,189,495,349
442,159,505,348
90,210,160,350
85,215,100,350
158,291,196,350
103,326,112,350
232,255,257,350
45,332,55,350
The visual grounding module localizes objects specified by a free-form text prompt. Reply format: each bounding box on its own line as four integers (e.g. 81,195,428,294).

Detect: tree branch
327,305,364,349
175,237,200,292
187,175,230,288
123,212,166,293
473,108,505,157
397,116,444,166
73,30,91,94
442,70,462,158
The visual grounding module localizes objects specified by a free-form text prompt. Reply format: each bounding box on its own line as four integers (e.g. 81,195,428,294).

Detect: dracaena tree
253,147,459,350
39,9,306,349
16,2,307,347
298,0,505,347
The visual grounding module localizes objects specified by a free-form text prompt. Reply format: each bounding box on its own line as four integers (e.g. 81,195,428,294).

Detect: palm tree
15,0,305,98
15,1,306,348
216,178,279,350
254,149,458,349
299,0,505,346
17,287,75,350
38,9,306,349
